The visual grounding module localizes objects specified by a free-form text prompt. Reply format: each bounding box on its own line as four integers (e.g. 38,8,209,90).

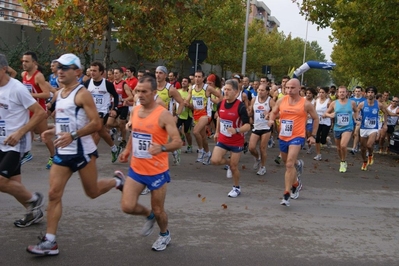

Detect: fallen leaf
202,197,206,202
221,204,227,209
198,194,201,198
242,164,246,169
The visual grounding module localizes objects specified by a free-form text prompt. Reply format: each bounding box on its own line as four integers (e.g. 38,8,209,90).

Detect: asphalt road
1,136,399,266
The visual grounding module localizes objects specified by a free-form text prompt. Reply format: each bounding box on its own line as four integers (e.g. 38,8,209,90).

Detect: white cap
55,53,81,69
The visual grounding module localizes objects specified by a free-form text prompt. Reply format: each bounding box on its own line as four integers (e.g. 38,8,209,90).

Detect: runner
248,83,275,175
349,86,366,154
0,54,47,228
27,54,125,256
84,61,121,162
190,70,221,165
119,74,182,251
210,79,250,197
323,86,358,173
268,78,319,206
21,51,55,169
313,87,331,161
357,86,388,170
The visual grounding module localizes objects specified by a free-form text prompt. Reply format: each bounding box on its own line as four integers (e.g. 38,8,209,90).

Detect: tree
20,0,245,70
295,0,399,94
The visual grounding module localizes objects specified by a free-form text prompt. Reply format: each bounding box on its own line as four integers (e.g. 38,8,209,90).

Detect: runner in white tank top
248,84,275,175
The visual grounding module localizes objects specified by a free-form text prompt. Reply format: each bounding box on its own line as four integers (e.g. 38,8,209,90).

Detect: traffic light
262,65,271,75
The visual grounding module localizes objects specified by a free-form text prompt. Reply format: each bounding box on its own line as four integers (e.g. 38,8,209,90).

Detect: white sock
114,178,121,188
45,233,56,242
27,193,38,203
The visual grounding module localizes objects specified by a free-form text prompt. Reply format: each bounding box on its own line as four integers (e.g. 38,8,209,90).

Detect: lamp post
241,0,250,76
301,20,309,85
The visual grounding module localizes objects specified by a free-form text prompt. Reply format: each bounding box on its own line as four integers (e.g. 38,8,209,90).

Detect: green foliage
19,0,332,86
296,0,399,95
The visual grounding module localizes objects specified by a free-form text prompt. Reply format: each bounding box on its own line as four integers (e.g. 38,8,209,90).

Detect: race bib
192,96,204,110
254,110,266,122
25,84,33,93
0,120,7,141
280,119,293,137
220,119,233,137
93,94,103,105
132,132,152,159
364,117,377,128
337,113,350,126
56,117,71,133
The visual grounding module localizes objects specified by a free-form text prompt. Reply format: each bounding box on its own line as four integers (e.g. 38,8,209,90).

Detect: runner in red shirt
21,51,55,169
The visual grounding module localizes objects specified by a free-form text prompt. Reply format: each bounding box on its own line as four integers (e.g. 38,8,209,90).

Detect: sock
45,233,56,242
114,178,121,188
147,212,155,220
27,193,38,203
111,145,117,152
160,230,169,236
293,182,299,188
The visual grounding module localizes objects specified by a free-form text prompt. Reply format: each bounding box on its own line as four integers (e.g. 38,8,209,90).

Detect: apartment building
249,0,280,32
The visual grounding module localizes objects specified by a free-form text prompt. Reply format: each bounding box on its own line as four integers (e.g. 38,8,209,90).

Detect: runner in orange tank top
268,78,319,207
119,73,182,251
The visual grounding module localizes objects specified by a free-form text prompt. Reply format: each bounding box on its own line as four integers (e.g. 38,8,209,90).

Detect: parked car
389,128,399,154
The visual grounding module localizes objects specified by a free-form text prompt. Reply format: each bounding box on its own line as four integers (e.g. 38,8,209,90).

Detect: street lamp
241,0,250,76
301,20,309,85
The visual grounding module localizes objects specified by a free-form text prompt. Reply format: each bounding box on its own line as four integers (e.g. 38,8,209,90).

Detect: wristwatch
311,135,316,139
71,131,79,140
161,145,167,152
235,128,241,134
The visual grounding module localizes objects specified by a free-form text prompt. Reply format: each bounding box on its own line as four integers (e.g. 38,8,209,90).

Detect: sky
261,0,334,62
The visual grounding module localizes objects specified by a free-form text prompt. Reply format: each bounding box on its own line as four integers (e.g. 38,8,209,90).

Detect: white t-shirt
0,78,36,153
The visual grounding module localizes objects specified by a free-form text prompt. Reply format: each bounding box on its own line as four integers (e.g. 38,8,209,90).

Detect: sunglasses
57,65,77,71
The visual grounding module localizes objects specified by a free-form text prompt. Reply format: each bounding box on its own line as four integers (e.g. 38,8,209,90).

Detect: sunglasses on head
57,64,77,71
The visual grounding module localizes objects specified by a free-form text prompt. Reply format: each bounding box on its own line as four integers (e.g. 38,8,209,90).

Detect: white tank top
315,98,331,126
387,105,399,125
307,99,315,124
253,96,271,130
87,78,111,113
55,85,96,155
237,91,243,101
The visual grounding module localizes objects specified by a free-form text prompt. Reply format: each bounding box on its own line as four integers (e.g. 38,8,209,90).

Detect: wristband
71,131,79,140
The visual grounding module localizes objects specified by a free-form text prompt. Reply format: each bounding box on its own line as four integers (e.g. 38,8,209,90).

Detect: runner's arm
32,73,51,99
169,86,184,116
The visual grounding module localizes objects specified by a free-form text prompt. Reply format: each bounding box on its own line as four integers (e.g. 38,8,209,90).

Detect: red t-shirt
126,76,138,90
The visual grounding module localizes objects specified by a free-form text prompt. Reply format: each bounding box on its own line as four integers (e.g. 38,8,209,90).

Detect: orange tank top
279,96,307,141
130,105,169,175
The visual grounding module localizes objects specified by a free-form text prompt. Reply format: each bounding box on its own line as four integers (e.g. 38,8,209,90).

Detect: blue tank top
360,100,379,130
49,74,59,88
334,100,354,131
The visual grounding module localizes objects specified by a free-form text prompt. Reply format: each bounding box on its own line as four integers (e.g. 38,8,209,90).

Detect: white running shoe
196,149,204,163
202,151,212,165
256,166,266,176
152,232,171,251
226,168,232,178
227,187,241,198
313,154,322,161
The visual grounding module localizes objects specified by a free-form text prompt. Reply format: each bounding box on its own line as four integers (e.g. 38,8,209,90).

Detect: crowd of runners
1,52,398,255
